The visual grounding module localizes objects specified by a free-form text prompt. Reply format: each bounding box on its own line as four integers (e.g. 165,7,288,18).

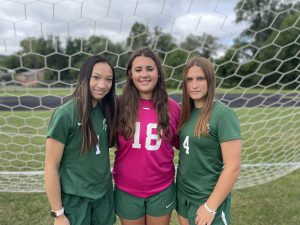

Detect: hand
195,204,215,225
54,214,70,225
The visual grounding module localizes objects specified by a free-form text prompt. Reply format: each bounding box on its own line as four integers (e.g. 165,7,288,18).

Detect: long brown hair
178,57,215,137
72,55,117,153
118,47,169,139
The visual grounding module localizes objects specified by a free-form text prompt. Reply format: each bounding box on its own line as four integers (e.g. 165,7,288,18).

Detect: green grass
0,168,299,225
1,107,300,172
0,87,75,96
231,168,300,225
1,86,299,96
235,107,300,164
0,110,51,171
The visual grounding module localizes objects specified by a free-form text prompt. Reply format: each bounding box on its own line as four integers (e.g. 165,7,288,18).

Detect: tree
126,22,153,50
220,0,300,88
0,55,20,71
20,36,60,55
153,26,177,53
235,0,296,42
65,37,82,55
255,11,300,88
180,33,219,59
215,39,245,88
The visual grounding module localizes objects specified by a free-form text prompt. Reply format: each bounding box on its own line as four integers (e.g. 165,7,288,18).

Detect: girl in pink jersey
113,47,181,225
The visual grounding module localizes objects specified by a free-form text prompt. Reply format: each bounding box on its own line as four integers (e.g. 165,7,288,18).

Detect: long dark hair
72,55,117,152
118,47,169,139
178,56,215,137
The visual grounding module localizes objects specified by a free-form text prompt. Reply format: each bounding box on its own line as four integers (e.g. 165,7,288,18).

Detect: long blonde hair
178,57,216,137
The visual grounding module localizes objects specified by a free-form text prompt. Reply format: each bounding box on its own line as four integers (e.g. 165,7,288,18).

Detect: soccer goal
0,0,299,192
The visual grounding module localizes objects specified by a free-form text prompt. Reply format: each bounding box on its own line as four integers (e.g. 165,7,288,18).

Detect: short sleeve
46,108,72,144
217,107,241,143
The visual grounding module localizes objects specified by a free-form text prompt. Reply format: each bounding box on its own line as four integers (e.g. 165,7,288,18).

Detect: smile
139,80,151,85
94,91,106,95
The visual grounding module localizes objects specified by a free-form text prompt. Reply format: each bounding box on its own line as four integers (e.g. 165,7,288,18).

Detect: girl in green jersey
176,57,242,225
44,55,117,225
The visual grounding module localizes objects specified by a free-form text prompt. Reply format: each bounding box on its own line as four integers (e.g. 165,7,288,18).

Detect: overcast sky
0,0,248,54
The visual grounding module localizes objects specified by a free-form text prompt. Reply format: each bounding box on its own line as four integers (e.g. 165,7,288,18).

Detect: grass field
0,168,299,225
1,86,299,97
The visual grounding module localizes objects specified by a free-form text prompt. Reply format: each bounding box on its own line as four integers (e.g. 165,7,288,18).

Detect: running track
0,93,299,110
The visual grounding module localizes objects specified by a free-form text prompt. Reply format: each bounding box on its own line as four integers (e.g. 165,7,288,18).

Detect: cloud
0,0,246,54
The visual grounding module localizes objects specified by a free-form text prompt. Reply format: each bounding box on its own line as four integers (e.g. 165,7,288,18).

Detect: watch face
50,211,57,217
50,208,64,217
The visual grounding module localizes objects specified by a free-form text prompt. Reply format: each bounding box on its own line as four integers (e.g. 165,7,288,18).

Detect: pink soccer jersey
113,98,181,198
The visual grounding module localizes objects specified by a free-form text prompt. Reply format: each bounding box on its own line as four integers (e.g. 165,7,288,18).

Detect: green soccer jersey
176,101,241,204
47,99,112,200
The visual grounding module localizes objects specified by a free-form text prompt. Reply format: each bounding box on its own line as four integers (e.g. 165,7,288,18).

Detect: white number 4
183,136,189,155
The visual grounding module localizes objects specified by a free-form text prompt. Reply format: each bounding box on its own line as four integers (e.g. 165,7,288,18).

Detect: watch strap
50,207,64,217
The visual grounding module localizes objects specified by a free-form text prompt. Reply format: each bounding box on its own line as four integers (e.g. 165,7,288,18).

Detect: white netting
0,0,299,192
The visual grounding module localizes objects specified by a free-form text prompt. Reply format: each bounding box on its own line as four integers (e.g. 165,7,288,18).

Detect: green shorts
62,188,115,225
176,188,231,225
114,182,176,220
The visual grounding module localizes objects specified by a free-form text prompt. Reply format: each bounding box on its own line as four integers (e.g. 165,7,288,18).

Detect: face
130,56,159,99
186,65,208,108
89,62,113,107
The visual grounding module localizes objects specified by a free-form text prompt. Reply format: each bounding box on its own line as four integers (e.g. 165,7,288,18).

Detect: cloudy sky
0,0,248,54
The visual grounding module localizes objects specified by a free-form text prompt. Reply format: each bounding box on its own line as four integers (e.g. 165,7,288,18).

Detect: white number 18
132,122,162,151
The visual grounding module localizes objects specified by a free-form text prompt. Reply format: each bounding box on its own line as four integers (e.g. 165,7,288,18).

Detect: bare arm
44,138,69,225
195,139,242,225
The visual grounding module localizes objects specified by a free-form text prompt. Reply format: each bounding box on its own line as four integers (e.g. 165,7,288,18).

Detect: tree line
0,0,299,89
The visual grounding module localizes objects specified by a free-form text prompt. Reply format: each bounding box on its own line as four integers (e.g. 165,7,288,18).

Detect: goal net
0,0,299,192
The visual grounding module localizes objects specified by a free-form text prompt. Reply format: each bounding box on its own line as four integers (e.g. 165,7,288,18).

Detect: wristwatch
50,207,64,218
